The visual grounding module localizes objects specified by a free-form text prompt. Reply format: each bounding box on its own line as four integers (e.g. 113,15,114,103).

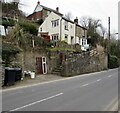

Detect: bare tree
80,16,102,33
65,12,73,20
100,25,106,38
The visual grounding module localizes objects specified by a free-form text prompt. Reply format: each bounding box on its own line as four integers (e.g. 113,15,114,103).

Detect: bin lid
5,67,22,71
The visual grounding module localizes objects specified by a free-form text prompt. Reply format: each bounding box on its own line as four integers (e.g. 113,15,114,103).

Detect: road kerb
1,68,118,92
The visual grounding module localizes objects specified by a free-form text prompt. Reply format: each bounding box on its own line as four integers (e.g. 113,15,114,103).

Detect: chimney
37,1,40,5
74,17,78,24
56,7,59,12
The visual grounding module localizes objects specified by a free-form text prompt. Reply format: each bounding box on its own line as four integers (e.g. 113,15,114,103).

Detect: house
38,11,89,49
29,1,89,50
74,18,89,51
27,1,63,22
38,12,76,44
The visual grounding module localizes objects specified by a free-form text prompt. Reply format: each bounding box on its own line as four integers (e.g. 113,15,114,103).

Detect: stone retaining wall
61,53,108,77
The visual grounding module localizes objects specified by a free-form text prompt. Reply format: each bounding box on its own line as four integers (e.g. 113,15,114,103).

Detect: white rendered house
38,11,89,51
38,12,76,44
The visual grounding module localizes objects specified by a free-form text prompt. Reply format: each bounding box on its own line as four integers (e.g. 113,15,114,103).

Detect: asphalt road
2,69,118,112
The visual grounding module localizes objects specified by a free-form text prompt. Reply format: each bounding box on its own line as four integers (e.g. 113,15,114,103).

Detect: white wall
39,12,61,40
0,25,6,36
39,12,76,44
61,19,75,44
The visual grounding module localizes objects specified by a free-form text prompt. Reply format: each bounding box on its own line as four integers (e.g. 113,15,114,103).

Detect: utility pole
108,17,110,41
108,17,110,69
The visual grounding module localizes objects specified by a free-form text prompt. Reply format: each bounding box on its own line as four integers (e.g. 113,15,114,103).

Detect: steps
52,65,63,75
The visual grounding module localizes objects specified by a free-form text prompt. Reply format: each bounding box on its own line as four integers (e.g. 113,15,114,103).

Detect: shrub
18,21,38,36
1,19,16,27
61,40,68,44
35,19,43,25
108,55,119,69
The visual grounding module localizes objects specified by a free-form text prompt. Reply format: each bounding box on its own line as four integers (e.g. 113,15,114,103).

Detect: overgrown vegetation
47,47,76,51
0,19,16,27
18,21,38,36
1,1,25,20
108,55,119,69
35,19,43,25
60,40,68,44
2,42,21,66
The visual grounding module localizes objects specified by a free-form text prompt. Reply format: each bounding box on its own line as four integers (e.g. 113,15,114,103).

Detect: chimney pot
38,1,40,5
74,17,78,24
56,7,59,12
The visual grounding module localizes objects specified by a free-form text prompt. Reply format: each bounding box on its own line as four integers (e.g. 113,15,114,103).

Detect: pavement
2,74,64,91
2,68,119,112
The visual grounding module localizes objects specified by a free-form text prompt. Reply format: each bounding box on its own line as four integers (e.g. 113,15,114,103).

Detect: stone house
74,18,89,51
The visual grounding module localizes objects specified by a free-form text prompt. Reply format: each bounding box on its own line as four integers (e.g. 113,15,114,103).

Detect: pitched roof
76,24,87,30
62,17,75,24
62,17,87,30
33,4,63,16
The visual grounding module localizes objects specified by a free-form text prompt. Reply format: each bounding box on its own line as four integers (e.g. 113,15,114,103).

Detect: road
2,69,118,112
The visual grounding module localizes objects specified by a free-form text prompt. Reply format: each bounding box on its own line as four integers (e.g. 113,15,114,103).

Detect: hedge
108,55,119,69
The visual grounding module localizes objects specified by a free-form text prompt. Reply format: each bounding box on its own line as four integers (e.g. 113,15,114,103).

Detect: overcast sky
19,0,119,34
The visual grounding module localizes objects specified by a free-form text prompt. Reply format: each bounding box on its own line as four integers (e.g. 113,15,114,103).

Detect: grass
47,47,76,51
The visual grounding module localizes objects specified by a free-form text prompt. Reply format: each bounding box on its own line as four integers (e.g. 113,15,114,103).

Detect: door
42,57,47,74
36,57,43,74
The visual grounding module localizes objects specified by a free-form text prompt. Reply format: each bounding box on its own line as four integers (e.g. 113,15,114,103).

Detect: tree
80,16,102,46
100,25,106,38
65,12,73,20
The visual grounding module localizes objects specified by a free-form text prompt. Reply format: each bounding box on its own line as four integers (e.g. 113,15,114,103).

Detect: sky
18,0,119,35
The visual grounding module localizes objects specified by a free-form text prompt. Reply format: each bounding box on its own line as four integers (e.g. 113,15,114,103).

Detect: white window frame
51,20,59,27
51,34,59,41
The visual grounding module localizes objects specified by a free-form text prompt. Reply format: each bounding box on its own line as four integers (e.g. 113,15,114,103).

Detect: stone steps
52,65,63,75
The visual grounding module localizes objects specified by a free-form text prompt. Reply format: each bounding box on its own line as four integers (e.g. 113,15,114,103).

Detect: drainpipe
60,18,62,41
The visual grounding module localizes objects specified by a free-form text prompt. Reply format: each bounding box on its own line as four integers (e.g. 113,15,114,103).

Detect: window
51,34,59,41
40,28,42,32
71,36,74,44
82,29,85,37
51,20,59,27
82,39,86,45
79,37,81,44
65,35,68,41
64,21,68,30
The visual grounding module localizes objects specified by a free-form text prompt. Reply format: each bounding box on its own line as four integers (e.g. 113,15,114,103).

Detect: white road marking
96,79,101,82
88,79,102,85
80,79,102,88
108,75,113,77
80,84,89,87
9,93,63,111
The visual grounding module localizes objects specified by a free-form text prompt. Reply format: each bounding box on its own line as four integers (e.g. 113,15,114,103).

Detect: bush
61,40,68,44
0,19,16,27
35,19,43,25
108,55,119,69
18,21,38,36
